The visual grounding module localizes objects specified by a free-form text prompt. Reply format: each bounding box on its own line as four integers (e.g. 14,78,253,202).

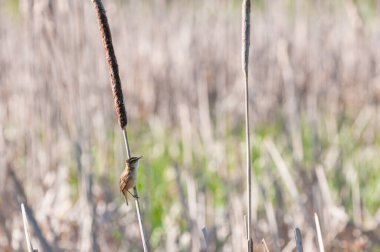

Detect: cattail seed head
91,0,128,128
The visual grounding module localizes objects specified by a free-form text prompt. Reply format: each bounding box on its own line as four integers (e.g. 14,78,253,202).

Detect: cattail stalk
242,0,252,250
122,128,147,252
91,1,147,251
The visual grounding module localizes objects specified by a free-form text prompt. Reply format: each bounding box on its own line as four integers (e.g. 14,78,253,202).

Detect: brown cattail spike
91,0,127,128
242,0,251,76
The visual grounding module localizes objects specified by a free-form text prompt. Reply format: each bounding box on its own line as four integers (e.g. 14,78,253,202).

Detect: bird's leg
127,189,139,199
124,195,129,206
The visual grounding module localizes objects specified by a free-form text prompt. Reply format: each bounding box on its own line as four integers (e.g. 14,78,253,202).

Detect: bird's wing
120,175,128,192
120,171,135,191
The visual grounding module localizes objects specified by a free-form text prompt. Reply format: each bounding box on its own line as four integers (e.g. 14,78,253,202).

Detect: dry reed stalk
8,168,52,252
314,213,325,252
242,0,253,250
277,39,303,164
21,203,34,252
315,165,333,208
90,1,147,251
75,140,100,252
261,239,269,252
294,228,303,252
264,139,299,201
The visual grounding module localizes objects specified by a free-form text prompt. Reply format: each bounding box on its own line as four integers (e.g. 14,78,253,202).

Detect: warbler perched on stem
120,156,142,205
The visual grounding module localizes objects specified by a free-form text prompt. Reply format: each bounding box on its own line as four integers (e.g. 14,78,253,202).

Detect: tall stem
242,0,252,250
123,128,148,252
91,0,148,251
122,128,131,158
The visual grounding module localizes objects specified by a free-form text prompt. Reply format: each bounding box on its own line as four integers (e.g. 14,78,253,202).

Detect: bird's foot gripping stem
127,189,139,199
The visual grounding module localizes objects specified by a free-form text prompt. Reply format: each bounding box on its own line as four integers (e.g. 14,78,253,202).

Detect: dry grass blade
21,203,34,252
264,139,299,201
90,0,147,251
242,0,253,250
314,213,325,252
261,239,269,252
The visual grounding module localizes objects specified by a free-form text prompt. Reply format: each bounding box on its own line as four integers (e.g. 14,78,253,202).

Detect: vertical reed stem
91,1,148,251
123,127,148,252
242,0,252,250
314,213,325,252
21,204,34,252
122,128,131,158
261,239,269,252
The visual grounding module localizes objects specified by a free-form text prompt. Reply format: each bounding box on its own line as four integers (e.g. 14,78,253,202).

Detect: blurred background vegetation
1,0,380,251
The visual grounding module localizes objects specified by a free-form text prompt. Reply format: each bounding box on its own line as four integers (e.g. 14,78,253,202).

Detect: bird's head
127,156,142,168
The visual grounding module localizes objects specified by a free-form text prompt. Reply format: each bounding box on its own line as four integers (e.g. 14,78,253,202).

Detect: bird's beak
137,156,143,160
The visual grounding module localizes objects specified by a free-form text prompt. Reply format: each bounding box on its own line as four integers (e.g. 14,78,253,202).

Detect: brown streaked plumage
120,156,142,205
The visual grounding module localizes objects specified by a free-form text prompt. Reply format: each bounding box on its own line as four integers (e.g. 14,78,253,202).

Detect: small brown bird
120,156,142,205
